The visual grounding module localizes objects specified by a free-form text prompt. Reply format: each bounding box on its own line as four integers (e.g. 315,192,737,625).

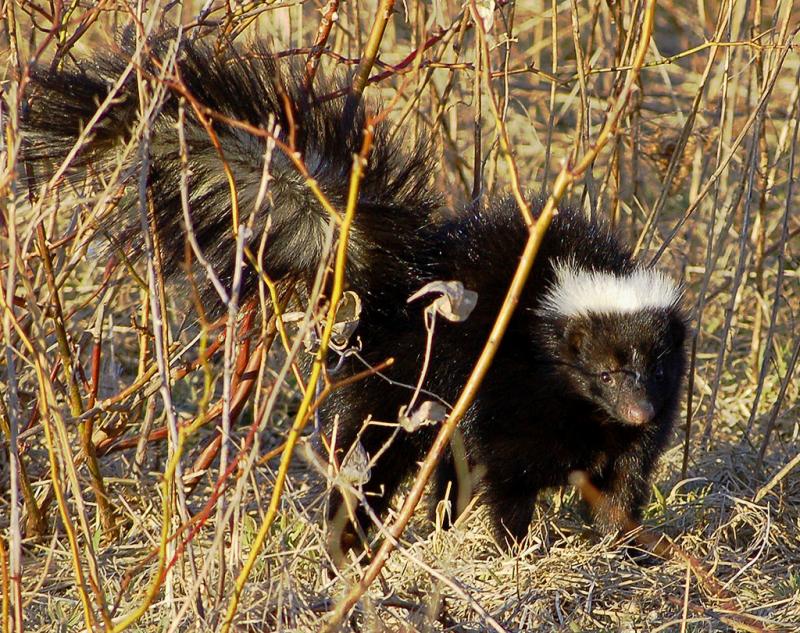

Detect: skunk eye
600,371,612,383
654,365,665,380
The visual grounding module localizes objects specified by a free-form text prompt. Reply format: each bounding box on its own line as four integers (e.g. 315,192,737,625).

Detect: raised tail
22,34,440,307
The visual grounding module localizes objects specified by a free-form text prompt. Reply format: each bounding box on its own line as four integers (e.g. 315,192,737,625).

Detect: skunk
21,35,687,554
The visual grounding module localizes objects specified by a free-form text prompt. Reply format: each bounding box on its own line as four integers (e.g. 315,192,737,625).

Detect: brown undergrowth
2,0,799,631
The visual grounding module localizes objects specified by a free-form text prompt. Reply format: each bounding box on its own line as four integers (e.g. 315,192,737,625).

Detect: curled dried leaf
289,290,362,353
407,280,478,322
339,440,371,487
398,400,448,432
330,290,361,350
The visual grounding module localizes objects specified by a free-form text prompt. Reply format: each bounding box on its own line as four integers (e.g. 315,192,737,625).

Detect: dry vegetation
2,0,800,631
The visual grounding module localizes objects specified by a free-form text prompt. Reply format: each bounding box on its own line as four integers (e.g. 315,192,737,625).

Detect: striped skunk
21,34,687,555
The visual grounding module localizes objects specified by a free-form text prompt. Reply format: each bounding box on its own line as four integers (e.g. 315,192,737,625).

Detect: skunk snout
621,400,655,425
615,375,656,425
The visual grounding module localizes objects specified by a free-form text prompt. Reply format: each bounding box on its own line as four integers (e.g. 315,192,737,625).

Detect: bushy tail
22,33,439,306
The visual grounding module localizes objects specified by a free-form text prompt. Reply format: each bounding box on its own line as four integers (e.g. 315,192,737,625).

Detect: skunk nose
623,401,655,425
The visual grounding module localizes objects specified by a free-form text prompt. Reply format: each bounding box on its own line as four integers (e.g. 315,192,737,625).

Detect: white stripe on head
538,261,681,318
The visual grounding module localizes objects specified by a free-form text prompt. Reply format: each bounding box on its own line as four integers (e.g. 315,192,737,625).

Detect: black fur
22,36,687,554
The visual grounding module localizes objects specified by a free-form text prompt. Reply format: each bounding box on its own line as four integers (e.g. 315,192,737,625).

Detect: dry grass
2,0,800,631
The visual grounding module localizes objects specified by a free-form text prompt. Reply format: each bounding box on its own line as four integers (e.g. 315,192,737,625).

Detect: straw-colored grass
2,0,799,631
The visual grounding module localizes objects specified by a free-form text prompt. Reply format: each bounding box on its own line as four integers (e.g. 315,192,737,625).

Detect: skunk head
538,263,687,426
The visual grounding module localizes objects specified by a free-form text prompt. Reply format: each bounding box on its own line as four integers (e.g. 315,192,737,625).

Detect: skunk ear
564,320,588,356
